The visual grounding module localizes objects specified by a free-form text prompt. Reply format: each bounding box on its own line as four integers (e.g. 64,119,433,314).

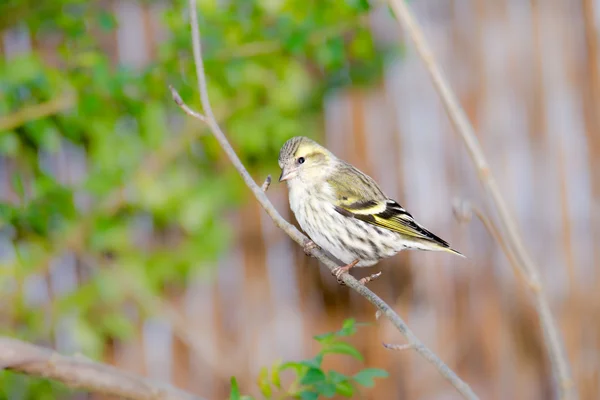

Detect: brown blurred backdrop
2,0,599,399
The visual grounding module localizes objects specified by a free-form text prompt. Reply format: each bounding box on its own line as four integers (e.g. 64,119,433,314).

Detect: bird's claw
303,240,319,256
331,259,360,285
332,267,346,284
359,271,382,285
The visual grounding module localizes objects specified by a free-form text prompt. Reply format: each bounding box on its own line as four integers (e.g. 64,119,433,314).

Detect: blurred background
0,0,598,399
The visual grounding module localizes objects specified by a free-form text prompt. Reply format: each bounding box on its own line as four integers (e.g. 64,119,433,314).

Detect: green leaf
298,354,323,369
299,368,326,386
284,30,310,54
313,332,335,344
327,370,349,384
338,319,357,336
271,361,282,388
347,0,371,12
352,368,389,388
97,10,117,31
257,366,272,398
0,132,20,155
314,381,336,397
280,361,304,374
334,381,355,397
101,312,134,339
321,342,363,361
300,391,319,400
316,37,345,70
229,377,241,400
140,101,167,147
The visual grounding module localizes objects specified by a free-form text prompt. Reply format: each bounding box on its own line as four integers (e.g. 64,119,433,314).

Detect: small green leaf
313,332,335,343
102,312,134,339
347,0,371,12
280,361,304,373
271,361,282,388
321,342,363,361
257,366,272,398
229,377,241,400
97,10,117,31
284,30,310,54
300,368,326,386
335,381,355,397
0,132,20,155
338,319,357,336
314,381,336,397
300,391,318,400
298,354,323,369
353,368,389,388
327,370,349,384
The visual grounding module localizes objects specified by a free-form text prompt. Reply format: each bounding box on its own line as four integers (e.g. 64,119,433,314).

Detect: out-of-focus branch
453,201,533,287
0,93,76,132
0,337,204,400
386,0,573,397
211,16,367,60
171,1,478,399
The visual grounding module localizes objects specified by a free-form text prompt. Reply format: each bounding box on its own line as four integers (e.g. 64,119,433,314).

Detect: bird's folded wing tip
447,247,467,259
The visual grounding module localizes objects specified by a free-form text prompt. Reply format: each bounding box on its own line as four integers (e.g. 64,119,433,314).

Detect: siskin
278,136,463,283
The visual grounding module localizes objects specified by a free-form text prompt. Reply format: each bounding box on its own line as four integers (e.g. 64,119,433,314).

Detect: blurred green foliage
0,0,387,397
231,319,388,399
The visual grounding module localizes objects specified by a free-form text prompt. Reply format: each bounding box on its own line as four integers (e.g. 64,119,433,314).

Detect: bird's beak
279,167,294,182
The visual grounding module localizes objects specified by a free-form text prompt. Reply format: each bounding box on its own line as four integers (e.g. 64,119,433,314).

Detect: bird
278,136,464,284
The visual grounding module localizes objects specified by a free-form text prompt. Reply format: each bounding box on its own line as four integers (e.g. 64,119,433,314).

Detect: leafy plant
229,319,388,399
0,0,393,397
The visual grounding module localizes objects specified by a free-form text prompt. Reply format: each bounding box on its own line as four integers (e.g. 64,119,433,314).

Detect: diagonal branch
386,0,573,398
170,1,479,399
0,337,205,400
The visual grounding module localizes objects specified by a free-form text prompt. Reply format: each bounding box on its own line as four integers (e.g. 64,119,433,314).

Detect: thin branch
0,337,204,400
383,343,414,351
170,90,207,122
174,2,478,399
386,0,573,397
453,201,534,289
261,175,272,192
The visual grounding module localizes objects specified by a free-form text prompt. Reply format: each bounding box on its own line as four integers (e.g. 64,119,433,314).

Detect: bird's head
278,136,333,184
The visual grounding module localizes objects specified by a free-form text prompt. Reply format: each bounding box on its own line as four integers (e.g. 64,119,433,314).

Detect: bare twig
173,2,478,399
261,175,272,192
0,337,204,400
453,200,533,288
383,343,414,351
387,0,573,397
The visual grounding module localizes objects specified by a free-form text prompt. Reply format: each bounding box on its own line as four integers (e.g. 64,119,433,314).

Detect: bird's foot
359,271,382,286
303,240,319,256
332,259,360,284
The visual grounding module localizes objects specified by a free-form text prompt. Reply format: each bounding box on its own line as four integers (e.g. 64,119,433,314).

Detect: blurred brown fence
2,0,600,399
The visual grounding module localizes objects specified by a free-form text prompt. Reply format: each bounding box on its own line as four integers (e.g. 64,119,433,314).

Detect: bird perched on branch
278,136,463,284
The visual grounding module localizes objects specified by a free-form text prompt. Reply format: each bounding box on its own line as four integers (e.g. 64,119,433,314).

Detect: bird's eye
297,157,305,164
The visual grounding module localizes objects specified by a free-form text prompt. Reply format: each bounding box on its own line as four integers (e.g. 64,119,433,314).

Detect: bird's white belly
289,185,407,267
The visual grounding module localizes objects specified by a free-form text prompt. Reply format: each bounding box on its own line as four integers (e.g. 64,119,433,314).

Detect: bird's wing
327,166,451,247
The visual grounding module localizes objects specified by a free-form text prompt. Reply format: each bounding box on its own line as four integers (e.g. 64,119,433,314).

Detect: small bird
278,136,463,284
